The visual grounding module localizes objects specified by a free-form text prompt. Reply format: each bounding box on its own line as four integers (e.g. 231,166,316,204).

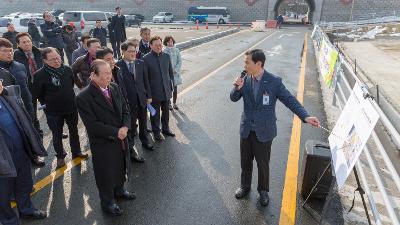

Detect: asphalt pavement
20,26,330,225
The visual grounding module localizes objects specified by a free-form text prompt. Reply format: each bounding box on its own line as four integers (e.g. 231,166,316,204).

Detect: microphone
234,70,247,88
240,70,247,78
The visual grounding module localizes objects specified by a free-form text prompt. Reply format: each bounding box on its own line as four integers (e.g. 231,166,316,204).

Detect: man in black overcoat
76,59,135,216
110,7,126,59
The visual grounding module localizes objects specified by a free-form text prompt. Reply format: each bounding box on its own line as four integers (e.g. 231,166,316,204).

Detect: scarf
44,64,64,87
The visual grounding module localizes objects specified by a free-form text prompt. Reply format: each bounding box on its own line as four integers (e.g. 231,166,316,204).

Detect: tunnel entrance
274,0,315,24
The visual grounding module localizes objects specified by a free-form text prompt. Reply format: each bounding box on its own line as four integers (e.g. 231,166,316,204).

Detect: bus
188,6,231,24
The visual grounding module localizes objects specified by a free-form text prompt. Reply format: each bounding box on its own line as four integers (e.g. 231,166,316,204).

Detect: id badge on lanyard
263,92,270,106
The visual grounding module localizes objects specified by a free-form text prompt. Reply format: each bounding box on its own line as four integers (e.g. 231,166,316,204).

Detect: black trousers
240,131,272,192
150,100,170,134
46,112,81,159
30,99,42,135
110,40,117,58
128,103,151,147
173,86,178,104
0,152,35,225
114,40,122,59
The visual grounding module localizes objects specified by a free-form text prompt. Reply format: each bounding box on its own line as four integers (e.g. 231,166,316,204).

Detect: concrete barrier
175,28,240,51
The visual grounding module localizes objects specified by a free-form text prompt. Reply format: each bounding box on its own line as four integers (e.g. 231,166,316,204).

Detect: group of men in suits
74,34,176,215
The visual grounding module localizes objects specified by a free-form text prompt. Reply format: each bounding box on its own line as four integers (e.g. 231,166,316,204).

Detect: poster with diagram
318,39,339,88
328,82,380,189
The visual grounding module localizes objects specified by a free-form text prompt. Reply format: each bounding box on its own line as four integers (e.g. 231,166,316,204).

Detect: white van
152,12,174,23
63,11,108,36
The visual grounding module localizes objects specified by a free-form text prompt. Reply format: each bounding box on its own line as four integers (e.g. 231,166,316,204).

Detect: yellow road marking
11,152,92,208
11,30,277,208
279,33,308,225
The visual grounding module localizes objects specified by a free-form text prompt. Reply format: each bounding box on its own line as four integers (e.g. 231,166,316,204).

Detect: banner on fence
318,39,339,87
328,82,380,189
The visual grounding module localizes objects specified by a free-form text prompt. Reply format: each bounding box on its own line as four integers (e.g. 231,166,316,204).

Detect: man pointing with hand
230,49,320,207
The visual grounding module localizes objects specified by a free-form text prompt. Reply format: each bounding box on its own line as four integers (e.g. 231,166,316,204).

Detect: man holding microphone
230,49,320,206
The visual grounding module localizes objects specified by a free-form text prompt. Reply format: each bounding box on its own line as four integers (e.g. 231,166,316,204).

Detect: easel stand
301,163,372,225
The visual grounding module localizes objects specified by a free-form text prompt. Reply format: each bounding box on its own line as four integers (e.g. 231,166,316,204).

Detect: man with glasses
0,38,35,127
32,47,87,168
116,41,153,162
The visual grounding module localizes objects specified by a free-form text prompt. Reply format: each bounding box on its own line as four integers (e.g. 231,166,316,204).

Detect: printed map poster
318,39,339,88
328,82,380,189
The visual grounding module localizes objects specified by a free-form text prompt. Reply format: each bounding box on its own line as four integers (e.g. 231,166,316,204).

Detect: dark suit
143,51,174,134
110,15,126,59
116,59,151,147
137,39,151,59
76,82,130,207
230,70,310,192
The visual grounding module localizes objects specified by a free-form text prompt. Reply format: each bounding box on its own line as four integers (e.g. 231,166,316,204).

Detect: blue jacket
40,21,64,49
0,61,35,120
230,70,309,142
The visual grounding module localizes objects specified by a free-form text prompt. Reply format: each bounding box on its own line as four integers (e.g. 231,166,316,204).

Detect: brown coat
71,53,91,88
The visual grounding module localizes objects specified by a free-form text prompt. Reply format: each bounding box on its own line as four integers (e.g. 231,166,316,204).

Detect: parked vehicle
125,15,141,27
152,12,173,23
63,11,109,36
128,13,144,22
0,16,44,36
188,6,231,24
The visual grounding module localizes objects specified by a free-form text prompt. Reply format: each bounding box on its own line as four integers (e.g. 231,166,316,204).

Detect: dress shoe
102,203,123,216
142,143,154,151
20,209,47,219
169,104,173,110
130,152,145,163
32,157,45,167
235,187,250,199
173,104,179,110
62,133,68,139
72,152,89,159
162,129,175,137
259,191,269,206
56,159,66,168
153,132,164,141
115,190,136,200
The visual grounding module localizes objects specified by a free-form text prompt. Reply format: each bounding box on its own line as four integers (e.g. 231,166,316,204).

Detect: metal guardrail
312,24,400,224
320,10,400,29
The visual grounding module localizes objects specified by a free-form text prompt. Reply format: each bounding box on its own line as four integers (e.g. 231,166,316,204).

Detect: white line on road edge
178,31,277,97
